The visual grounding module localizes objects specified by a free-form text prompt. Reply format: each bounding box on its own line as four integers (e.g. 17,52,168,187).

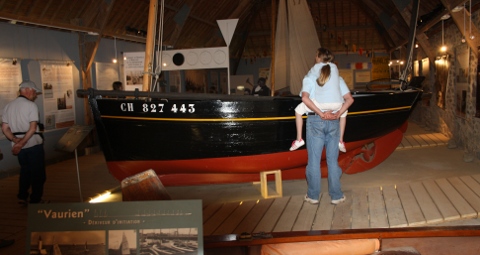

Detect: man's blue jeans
305,115,344,201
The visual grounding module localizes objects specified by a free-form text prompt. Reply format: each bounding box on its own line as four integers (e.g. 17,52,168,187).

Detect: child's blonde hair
316,48,334,86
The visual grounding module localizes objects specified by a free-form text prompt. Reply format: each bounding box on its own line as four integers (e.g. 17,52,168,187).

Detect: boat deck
1,129,480,254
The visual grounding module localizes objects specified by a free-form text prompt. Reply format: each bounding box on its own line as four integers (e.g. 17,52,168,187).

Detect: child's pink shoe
339,141,346,153
290,139,305,151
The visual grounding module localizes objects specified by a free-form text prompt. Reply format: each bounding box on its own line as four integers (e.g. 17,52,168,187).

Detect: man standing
251,77,271,96
2,80,47,205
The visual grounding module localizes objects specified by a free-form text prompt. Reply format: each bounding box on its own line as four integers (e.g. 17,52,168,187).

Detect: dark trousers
17,144,46,203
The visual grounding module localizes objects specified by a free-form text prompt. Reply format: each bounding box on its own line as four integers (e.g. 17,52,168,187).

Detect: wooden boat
77,86,422,186
77,0,423,186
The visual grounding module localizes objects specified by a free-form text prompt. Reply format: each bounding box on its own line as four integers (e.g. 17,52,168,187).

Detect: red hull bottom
107,123,407,186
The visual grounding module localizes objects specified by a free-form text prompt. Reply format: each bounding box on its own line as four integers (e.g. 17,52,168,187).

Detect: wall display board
123,52,145,92
40,62,75,130
0,58,22,140
338,69,354,90
55,125,94,152
371,56,390,80
27,200,203,255
355,70,371,83
95,62,120,91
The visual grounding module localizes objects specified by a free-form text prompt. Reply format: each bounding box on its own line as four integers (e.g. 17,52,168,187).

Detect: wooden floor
2,131,479,255
203,173,480,236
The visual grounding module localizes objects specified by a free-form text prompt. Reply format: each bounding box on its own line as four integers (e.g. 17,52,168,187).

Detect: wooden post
142,0,158,92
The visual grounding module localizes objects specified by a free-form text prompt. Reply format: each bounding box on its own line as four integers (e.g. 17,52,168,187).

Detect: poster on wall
95,62,120,90
355,70,371,83
27,200,203,255
40,62,75,130
455,45,469,118
339,69,354,89
434,55,449,110
371,56,390,80
0,58,23,140
123,52,145,91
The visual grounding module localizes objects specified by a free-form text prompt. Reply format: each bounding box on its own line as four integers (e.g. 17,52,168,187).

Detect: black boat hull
80,89,422,185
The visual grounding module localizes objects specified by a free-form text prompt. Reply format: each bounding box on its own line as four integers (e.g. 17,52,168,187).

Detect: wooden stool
260,170,283,198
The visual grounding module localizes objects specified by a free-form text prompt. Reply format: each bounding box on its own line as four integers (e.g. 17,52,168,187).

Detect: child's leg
295,112,304,141
339,116,346,142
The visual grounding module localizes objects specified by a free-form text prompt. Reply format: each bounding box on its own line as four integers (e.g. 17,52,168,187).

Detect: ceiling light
452,5,464,12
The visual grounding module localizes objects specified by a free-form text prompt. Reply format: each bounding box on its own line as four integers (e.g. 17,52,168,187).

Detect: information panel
27,200,203,255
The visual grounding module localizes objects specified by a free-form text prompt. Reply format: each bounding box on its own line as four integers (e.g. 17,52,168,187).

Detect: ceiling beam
166,0,196,47
392,0,436,60
441,0,480,50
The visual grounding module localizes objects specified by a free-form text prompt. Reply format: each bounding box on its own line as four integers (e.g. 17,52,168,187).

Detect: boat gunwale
77,88,422,102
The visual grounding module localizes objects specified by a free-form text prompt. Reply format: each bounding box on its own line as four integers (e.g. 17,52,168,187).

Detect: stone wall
410,9,480,161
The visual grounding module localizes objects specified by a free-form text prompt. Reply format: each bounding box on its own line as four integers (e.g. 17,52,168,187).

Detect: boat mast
142,0,159,92
270,0,276,95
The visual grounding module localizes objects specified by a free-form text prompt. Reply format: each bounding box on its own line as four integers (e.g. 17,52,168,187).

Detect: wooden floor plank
426,133,448,145
292,199,319,231
396,183,426,226
400,136,414,149
203,203,223,223
411,134,430,147
404,136,421,148
396,141,405,149
423,180,460,221
383,185,408,227
331,191,353,229
417,133,437,145
471,174,480,182
460,175,480,198
410,182,443,224
212,200,257,235
311,193,335,230
273,195,304,232
367,187,389,228
253,196,290,233
449,177,480,217
203,202,239,236
422,133,442,145
351,189,370,229
436,178,477,219
233,199,274,234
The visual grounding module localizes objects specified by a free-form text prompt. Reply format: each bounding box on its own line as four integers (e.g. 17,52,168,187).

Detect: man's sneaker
290,139,305,151
331,195,346,205
304,195,319,204
339,141,346,153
